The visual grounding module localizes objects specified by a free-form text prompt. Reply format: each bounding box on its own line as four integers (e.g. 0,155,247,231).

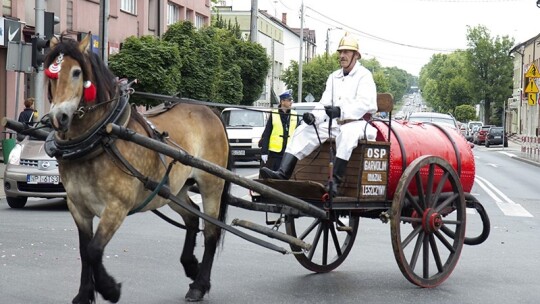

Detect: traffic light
31,36,50,69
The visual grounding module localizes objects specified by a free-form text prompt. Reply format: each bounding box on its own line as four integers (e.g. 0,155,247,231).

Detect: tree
454,104,477,122
465,25,514,125
108,36,182,107
282,53,414,103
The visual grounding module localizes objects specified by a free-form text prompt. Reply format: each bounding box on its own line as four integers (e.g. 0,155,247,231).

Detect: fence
520,136,540,162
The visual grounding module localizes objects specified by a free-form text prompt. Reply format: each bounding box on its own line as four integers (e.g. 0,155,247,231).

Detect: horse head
45,33,116,137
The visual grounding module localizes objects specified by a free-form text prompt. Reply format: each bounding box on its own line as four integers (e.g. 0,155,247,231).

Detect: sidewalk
496,134,540,167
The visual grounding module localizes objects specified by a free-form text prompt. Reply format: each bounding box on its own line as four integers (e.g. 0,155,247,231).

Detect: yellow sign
525,63,540,78
528,93,537,106
525,80,539,93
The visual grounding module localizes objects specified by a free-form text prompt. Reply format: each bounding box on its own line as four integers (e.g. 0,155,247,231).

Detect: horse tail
217,108,233,246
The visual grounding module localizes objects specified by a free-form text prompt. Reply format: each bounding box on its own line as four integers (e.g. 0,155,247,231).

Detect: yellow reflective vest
268,109,297,153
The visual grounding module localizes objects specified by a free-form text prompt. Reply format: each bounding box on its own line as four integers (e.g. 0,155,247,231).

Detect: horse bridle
44,83,132,160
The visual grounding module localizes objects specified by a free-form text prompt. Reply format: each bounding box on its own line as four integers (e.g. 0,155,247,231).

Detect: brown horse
44,34,231,303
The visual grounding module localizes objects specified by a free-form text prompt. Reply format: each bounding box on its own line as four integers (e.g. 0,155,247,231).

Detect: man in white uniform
260,34,378,196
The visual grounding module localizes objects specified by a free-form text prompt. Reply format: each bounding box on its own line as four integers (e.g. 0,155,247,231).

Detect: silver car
3,134,66,208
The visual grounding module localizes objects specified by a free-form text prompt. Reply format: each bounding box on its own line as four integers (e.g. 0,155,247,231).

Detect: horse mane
45,35,117,103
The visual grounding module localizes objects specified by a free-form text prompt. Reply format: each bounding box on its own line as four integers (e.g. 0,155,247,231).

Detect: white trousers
285,120,377,161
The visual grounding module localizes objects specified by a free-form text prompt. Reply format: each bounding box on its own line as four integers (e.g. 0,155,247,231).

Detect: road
1,148,539,304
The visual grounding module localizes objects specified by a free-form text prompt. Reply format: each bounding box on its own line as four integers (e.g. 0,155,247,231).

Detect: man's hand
324,106,341,119
261,155,268,163
302,112,316,125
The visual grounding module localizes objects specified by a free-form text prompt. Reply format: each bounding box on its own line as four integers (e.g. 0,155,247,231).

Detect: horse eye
73,70,82,78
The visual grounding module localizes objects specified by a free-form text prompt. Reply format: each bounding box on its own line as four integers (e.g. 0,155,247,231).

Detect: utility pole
298,1,304,103
34,0,46,117
99,0,110,64
250,0,258,43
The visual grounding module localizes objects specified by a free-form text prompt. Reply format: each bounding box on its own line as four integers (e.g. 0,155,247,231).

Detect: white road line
499,151,517,158
475,175,533,217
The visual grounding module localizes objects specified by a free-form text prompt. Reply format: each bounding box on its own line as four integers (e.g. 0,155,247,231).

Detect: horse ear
79,32,92,54
49,36,59,50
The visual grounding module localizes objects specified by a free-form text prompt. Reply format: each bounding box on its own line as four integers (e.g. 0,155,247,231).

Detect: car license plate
231,150,245,156
27,175,61,184
495,136,501,139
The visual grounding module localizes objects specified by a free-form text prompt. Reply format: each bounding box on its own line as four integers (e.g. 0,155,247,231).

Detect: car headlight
7,144,22,165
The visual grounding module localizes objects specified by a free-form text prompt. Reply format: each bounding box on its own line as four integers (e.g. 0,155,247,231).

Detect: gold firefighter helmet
337,33,359,52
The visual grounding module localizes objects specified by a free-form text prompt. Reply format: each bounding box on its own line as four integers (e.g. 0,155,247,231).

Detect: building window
167,3,180,25
121,0,136,14
195,14,206,29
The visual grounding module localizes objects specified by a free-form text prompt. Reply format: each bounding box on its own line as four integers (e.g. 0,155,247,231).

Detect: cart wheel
390,155,466,288
285,212,359,273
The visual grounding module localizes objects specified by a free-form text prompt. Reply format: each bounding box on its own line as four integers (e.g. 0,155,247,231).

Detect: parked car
3,131,66,208
473,125,494,145
406,112,460,130
485,126,508,148
467,121,483,137
221,107,269,162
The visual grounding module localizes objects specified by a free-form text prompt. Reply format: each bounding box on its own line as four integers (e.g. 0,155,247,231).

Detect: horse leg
185,222,221,302
170,192,201,280
184,181,225,302
85,208,126,303
71,215,96,304
181,197,201,280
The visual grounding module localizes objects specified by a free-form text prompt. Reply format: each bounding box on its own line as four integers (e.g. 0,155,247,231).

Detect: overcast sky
225,0,540,76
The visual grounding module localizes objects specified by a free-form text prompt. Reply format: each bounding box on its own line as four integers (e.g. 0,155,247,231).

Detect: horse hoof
185,288,205,302
100,282,122,303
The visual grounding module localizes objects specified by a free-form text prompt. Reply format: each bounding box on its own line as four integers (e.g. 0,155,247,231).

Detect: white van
221,108,269,162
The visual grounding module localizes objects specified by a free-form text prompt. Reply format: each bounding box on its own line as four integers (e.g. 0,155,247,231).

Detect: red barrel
371,120,475,199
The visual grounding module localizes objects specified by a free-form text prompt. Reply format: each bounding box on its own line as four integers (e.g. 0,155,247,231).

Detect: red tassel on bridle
83,80,97,103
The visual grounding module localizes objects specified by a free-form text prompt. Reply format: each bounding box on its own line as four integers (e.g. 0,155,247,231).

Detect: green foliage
419,25,514,124
465,25,514,124
108,36,182,106
282,53,414,103
454,104,477,122
234,41,270,105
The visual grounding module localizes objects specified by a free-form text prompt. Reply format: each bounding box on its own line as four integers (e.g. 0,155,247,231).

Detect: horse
43,34,231,303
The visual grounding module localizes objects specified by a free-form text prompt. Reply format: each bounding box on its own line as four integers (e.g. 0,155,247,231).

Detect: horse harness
44,82,183,215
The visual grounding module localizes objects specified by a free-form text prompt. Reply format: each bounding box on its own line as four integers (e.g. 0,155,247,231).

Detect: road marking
499,151,517,158
475,175,533,217
486,163,499,168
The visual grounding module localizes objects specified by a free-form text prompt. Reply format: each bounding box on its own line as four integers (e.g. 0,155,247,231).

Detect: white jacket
312,61,378,124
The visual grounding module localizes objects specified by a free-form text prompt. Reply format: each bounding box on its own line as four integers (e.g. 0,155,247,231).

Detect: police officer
259,90,298,171
260,34,378,196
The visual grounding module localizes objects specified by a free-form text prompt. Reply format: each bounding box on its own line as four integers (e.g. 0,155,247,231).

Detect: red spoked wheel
391,155,466,287
285,211,359,273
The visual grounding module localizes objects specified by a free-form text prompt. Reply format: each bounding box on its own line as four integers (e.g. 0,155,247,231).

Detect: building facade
214,6,316,107
509,33,540,137
0,0,211,138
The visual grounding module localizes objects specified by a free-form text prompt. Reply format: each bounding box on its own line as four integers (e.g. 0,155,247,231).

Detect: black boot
260,153,297,180
327,158,348,196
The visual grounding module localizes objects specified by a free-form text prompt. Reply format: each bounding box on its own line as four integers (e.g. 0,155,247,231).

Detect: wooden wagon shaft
1,118,50,140
105,123,328,219
232,219,312,251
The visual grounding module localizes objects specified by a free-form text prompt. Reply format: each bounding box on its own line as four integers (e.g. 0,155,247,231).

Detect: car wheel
7,197,28,208
504,142,508,148
485,141,490,148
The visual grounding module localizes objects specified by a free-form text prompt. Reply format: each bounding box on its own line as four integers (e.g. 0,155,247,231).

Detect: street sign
528,93,537,106
525,63,540,78
525,79,539,93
